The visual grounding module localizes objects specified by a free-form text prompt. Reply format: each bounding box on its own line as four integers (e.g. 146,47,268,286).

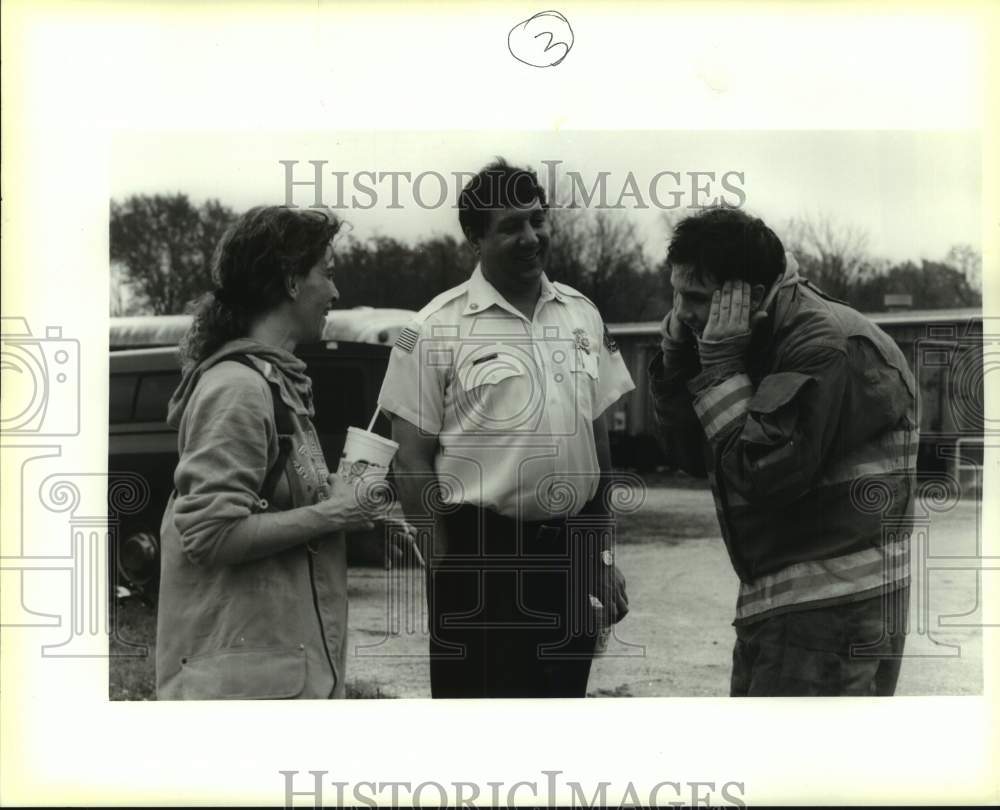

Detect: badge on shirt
573,328,591,355
603,325,619,353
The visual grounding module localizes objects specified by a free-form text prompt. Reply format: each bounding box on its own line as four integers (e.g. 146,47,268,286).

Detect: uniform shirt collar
462,264,565,317
540,272,565,301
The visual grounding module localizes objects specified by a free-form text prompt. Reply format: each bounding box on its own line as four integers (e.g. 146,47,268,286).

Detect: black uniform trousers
428,504,600,698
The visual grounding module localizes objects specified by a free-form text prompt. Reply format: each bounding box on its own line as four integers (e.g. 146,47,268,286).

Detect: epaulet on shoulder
554,281,598,311
413,281,470,326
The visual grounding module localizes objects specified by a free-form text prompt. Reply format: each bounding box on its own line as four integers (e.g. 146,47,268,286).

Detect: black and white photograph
105,129,985,703
2,2,997,807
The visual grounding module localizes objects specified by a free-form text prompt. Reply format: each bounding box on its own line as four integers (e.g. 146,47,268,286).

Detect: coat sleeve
171,367,277,565
690,341,852,506
647,339,708,478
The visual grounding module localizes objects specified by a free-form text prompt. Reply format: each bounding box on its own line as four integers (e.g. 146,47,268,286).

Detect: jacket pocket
855,334,916,401
178,644,307,700
743,372,815,453
748,372,815,415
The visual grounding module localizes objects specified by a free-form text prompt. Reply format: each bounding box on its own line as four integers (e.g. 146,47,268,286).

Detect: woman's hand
315,475,376,532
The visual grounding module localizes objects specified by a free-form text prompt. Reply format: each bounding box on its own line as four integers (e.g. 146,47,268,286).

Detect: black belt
448,503,568,536
441,503,607,561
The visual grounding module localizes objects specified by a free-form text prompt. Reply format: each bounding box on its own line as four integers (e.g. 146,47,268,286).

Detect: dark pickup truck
108,311,411,596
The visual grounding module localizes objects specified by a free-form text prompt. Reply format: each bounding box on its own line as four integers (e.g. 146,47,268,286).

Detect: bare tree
781,214,872,301
109,261,144,316
945,243,982,291
110,194,236,315
659,209,685,242
547,203,664,321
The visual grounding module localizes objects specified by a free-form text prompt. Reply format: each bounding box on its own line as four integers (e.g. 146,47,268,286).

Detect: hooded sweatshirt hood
166,338,314,429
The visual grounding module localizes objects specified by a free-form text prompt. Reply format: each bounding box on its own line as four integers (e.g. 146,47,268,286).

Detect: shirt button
470,303,479,310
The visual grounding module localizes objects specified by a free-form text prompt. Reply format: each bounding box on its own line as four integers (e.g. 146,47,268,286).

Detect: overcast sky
112,129,981,264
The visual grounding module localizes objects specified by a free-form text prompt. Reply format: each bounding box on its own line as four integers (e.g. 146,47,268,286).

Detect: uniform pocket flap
572,350,599,379
179,645,307,699
749,372,815,415
458,354,524,391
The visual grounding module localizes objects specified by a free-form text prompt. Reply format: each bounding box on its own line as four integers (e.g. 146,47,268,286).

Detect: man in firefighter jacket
649,208,917,696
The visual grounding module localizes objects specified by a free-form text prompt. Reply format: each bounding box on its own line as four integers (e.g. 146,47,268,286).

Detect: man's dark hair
667,208,785,288
458,157,548,241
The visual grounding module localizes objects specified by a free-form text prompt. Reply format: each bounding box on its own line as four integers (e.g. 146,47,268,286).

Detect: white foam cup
336,426,399,484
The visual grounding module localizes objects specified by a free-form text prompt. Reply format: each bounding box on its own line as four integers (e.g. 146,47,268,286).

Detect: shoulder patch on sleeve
602,324,619,353
394,325,420,354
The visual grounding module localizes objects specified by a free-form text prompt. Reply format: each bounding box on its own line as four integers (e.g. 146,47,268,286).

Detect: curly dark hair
666,208,785,289
457,157,548,241
179,206,341,368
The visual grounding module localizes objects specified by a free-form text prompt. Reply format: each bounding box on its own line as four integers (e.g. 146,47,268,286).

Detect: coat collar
760,252,801,315
744,252,802,369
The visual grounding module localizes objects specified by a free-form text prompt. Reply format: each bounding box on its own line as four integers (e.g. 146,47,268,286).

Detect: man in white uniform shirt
378,159,635,697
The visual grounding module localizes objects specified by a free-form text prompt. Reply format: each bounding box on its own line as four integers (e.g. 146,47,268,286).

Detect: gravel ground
345,486,984,698
111,485,984,698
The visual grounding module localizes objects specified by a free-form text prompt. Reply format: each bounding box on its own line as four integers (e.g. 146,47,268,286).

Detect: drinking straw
364,404,423,567
410,539,426,568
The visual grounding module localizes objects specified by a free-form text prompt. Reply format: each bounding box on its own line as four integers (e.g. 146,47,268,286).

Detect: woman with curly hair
156,206,382,700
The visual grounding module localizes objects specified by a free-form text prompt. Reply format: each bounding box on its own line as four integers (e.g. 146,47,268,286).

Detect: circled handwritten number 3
508,11,574,68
